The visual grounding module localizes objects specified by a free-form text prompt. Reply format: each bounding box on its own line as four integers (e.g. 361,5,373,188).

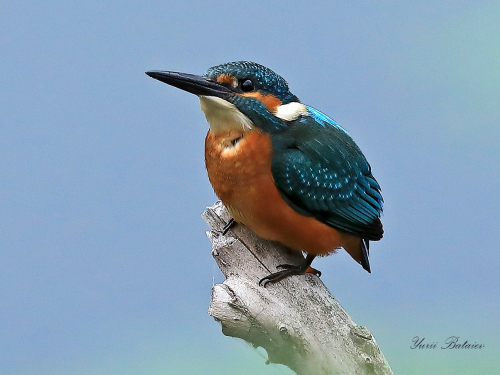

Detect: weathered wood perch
202,201,394,375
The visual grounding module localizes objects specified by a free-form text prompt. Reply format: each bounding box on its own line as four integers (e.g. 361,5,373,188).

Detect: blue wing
270,106,383,240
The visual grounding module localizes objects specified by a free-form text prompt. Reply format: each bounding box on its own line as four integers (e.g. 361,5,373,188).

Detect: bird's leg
259,254,321,287
221,218,236,235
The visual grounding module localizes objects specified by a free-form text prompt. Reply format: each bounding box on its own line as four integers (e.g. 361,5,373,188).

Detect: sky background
1,1,499,374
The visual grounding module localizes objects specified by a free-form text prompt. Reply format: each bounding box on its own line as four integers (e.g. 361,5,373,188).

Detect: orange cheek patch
216,73,237,86
241,92,282,112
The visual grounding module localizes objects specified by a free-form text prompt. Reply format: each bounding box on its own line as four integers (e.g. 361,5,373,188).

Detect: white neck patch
274,102,309,122
199,96,254,134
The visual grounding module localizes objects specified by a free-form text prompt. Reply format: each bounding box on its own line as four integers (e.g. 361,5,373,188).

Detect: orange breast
205,129,347,256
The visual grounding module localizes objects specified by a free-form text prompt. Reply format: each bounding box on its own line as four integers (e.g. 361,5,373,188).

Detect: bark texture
202,201,394,375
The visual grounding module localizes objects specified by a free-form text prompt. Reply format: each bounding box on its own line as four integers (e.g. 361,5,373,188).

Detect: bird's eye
240,79,254,92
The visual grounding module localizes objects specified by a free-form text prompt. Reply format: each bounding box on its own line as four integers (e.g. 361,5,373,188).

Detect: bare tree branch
202,201,394,375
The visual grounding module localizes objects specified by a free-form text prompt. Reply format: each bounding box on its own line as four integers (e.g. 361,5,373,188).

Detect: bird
146,61,383,286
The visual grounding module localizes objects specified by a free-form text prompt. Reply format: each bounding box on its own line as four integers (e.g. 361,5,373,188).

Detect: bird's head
146,61,309,134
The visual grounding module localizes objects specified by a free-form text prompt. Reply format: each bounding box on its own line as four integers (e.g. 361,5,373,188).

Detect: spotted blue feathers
204,61,384,240
271,114,384,240
205,61,299,104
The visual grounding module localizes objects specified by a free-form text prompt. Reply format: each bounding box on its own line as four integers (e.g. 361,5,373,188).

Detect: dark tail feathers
360,239,371,273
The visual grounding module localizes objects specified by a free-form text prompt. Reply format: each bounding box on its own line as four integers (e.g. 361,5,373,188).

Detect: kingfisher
146,61,383,286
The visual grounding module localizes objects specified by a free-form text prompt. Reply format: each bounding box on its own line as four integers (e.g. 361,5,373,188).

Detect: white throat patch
199,95,254,134
274,102,309,122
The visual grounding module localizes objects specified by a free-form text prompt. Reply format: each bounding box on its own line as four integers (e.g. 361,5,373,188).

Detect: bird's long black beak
146,71,232,99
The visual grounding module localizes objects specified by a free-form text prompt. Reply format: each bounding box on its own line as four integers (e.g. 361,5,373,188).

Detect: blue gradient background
1,1,499,374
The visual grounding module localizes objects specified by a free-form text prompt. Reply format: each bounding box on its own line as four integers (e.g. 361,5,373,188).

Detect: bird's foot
259,262,321,287
221,218,236,235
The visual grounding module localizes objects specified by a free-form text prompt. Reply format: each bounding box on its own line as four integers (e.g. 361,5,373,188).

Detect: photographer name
411,336,484,349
